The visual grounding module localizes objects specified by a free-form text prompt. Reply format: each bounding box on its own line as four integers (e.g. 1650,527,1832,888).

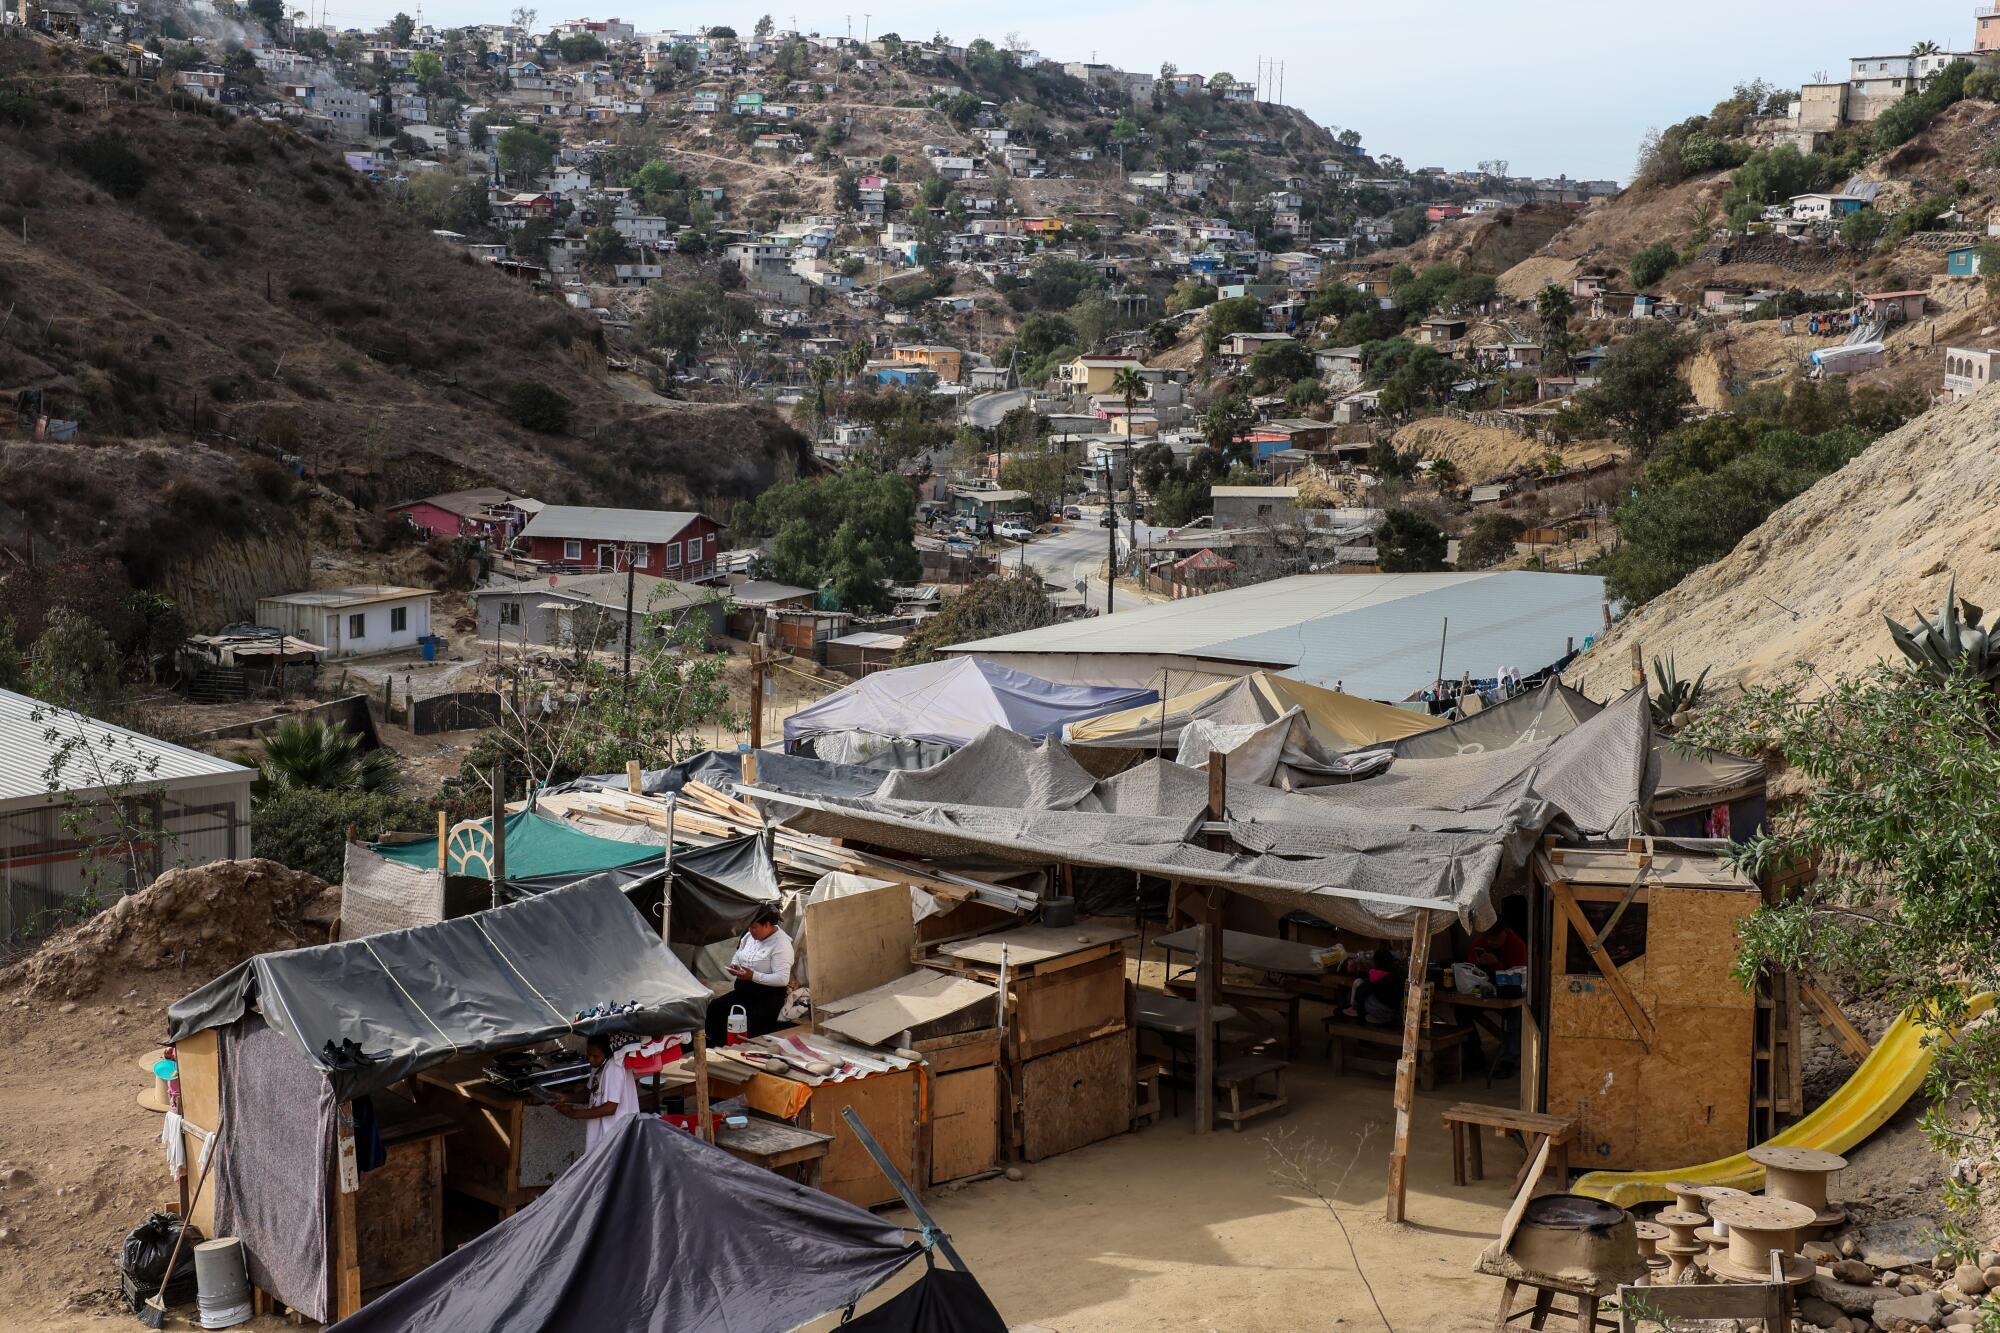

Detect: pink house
390,487,542,542
1861,289,1926,325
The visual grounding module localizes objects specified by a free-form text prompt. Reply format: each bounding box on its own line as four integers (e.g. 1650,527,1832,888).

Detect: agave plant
1649,655,1710,729
255,718,400,798
1886,576,2000,688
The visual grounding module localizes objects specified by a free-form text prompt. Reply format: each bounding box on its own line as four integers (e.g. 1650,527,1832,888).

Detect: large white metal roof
948,572,1607,699
517,506,705,545
0,689,254,809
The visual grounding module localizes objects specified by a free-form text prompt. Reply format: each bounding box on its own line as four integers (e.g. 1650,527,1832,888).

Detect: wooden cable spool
1747,1143,1848,1232
1704,1195,1817,1285
1654,1210,1708,1284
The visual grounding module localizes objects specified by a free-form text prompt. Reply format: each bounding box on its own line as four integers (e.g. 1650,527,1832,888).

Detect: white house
1945,346,2000,402
254,586,434,659
0,689,256,939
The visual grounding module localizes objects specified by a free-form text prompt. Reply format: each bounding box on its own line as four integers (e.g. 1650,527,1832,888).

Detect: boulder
1870,1289,1941,1329
1811,1274,1891,1316
1832,1259,1879,1285
1952,1260,1985,1293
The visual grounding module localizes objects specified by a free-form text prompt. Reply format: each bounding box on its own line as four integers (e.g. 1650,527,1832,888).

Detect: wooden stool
1213,1055,1288,1131
1704,1196,1816,1286
1490,1275,1613,1331
1134,1060,1165,1128
1442,1104,1575,1190
1633,1220,1670,1285
1747,1144,1847,1235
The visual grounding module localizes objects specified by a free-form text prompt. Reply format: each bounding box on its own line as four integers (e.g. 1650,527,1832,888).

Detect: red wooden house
390,488,542,542
513,505,724,580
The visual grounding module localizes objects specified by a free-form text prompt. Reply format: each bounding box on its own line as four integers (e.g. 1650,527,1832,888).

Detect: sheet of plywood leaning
1544,855,1760,1174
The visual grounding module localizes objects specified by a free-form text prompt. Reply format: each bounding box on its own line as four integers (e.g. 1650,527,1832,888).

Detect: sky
323,0,1982,180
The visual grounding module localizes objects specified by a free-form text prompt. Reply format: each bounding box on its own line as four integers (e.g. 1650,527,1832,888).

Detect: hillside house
1416,316,1468,346
690,90,720,113
514,506,723,579
391,488,542,542
1862,289,1926,324
1789,192,1868,221
475,573,722,650
1983,2,2000,50
1571,273,1609,300
1063,354,1145,395
172,67,226,102
1944,346,2000,401
1211,485,1298,527
1591,292,1637,320
891,344,963,383
1947,245,1985,278
1216,331,1294,363
1315,346,1366,387
254,587,434,659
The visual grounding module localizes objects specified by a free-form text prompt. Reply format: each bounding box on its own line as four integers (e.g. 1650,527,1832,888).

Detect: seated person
705,907,795,1046
1344,946,1402,1025
1465,897,1529,1075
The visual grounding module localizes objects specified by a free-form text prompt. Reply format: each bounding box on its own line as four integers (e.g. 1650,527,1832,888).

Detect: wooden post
1194,887,1222,1135
490,761,508,896
626,759,643,793
436,810,448,872
1205,751,1227,831
693,1032,713,1144
739,743,759,787
1629,641,1645,689
332,1103,363,1320
1386,907,1436,1224
749,647,764,751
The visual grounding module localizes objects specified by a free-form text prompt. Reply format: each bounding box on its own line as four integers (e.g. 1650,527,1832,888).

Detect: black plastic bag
118,1212,203,1313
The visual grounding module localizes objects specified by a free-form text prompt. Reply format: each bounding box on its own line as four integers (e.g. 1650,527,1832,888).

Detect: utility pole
620,542,637,708
1104,494,1117,616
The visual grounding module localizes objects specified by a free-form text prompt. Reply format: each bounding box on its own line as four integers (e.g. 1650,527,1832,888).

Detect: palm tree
1428,457,1461,496
1110,366,1147,540
1911,39,1941,56
256,719,400,798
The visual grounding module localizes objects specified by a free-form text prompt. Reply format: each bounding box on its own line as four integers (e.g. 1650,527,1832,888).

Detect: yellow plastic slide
1573,993,1993,1209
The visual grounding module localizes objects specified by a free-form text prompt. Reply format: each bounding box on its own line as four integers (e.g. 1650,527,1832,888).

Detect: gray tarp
167,883,712,1103
1379,679,1762,818
782,656,1157,750
545,748,890,801
757,692,1657,937
327,1114,929,1333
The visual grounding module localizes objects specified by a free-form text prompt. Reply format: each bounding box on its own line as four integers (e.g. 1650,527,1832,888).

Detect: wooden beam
1591,868,1648,950
1799,978,1871,1062
490,760,507,896
693,1032,713,1144
435,809,447,872
1194,887,1222,1135
740,744,759,788
1493,1134,1553,1256
749,648,764,751
1550,881,1655,1049
626,759,643,793
332,1103,363,1321
1206,750,1227,825
1386,907,1436,1224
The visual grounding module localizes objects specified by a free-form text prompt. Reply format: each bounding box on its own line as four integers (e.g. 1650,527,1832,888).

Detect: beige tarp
1064,670,1445,751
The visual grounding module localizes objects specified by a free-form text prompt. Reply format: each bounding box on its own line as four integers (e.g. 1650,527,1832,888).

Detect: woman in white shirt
556,1033,641,1155
705,907,795,1046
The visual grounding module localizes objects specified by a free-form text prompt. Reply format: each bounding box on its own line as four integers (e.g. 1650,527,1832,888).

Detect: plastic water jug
726,1005,748,1046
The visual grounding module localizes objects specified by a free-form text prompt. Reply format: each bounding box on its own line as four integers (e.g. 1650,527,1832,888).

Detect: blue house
869,364,932,388
1947,245,1984,278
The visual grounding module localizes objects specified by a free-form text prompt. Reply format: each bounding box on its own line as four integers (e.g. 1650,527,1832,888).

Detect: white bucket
727,1005,749,1046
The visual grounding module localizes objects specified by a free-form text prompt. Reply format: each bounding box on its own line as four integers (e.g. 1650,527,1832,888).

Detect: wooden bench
1441,1103,1574,1193
1163,976,1304,1054
1213,1055,1288,1131
1325,1017,1469,1090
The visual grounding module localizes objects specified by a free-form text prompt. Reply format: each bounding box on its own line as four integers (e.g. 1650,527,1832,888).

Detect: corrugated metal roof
517,505,705,545
948,572,1606,699
258,585,431,609
0,689,252,806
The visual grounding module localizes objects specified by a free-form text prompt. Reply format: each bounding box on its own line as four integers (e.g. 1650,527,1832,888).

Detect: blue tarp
783,656,1157,751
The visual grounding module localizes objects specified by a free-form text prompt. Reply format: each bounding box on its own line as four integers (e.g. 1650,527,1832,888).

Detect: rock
1799,1294,1846,1329
1870,1290,1942,1329
1811,1275,1891,1316
1833,1259,1879,1285
56,1001,76,1015
1979,1251,1999,1271
1953,1263,1985,1295
1984,1266,2000,1291
0,1228,15,1246
1805,1241,1841,1264
1003,1167,1024,1182
1861,1218,1944,1270
0,1167,29,1187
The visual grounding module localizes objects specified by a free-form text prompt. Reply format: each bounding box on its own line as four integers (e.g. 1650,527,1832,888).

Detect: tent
1064,670,1445,752
1377,679,1764,835
783,656,1157,766
759,691,1656,938
167,884,712,1322
372,809,666,892
327,1115,1002,1333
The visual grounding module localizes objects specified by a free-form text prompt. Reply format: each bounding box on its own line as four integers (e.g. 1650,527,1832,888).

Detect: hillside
1369,204,1574,276
1569,382,2000,699
0,41,809,622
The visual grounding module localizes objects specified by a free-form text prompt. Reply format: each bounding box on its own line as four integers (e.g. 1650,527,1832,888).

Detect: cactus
1649,655,1710,729
1885,576,2000,688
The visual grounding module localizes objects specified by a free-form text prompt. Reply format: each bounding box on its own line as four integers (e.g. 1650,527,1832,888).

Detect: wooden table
1136,992,1240,1115
714,1115,833,1188
1156,927,1332,1052
1440,1103,1574,1193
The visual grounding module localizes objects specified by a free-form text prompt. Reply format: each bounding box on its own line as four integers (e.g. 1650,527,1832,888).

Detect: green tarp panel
373,809,663,883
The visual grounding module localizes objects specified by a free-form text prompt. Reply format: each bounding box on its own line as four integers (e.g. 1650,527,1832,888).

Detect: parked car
995,521,1035,541
1098,510,1115,527
1063,506,1082,520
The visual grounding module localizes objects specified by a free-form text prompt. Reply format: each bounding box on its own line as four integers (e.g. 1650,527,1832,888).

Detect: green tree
246,0,283,26
496,125,556,182
1376,508,1449,572
256,718,399,798
1110,116,1140,145
409,50,443,85
254,787,433,883
1573,325,1696,457
1628,241,1680,289
1247,340,1314,387
894,574,1058,665
1840,208,1888,250
559,33,606,62
584,224,630,265
1201,296,1265,357
388,11,415,44
753,13,773,38
999,450,1066,514
29,607,121,711
1458,512,1526,569
503,380,573,434
730,470,921,612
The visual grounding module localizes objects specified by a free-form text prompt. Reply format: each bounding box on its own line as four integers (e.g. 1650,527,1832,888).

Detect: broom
140,1143,216,1329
